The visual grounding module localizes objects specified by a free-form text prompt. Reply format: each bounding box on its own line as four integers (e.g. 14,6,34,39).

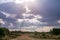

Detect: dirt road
11,35,55,40
11,34,40,40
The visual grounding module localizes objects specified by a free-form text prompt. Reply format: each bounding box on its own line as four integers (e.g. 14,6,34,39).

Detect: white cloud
17,18,40,24
28,18,40,23
9,26,53,32
0,0,14,4
35,26,53,32
42,26,53,32
16,18,48,28
1,12,10,17
9,29,20,31
21,26,36,29
8,23,14,28
0,19,5,24
15,0,24,4
22,13,43,19
17,19,24,22
25,5,31,13
11,26,53,32
22,13,34,18
20,26,36,32
57,20,60,23
34,15,43,19
1,11,16,18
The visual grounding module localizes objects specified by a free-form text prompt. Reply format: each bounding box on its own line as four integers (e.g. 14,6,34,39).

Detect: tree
0,27,9,38
50,28,60,35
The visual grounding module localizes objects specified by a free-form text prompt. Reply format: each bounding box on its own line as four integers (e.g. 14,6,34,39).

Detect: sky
0,0,60,32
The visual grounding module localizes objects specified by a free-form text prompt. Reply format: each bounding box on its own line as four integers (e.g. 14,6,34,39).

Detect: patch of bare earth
11,34,40,40
11,35,55,40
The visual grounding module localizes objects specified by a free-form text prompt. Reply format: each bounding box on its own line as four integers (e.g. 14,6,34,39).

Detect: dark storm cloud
30,0,60,26
0,11,16,23
0,2,26,28
16,14,23,19
0,0,60,27
0,12,16,27
41,0,60,26
0,11,17,28
0,12,6,19
0,2,25,14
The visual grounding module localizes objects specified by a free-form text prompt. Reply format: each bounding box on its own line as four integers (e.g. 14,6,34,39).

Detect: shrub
0,27,10,38
50,28,60,35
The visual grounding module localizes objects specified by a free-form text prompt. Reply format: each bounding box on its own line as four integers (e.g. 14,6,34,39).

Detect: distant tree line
50,28,60,35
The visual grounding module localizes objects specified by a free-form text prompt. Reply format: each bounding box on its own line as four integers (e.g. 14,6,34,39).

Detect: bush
0,27,10,38
50,28,60,35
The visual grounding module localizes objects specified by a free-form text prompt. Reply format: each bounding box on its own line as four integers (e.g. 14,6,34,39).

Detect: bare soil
11,34,55,40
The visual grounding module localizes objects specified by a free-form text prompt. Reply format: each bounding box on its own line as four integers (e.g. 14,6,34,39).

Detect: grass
1,31,60,40
27,32,60,39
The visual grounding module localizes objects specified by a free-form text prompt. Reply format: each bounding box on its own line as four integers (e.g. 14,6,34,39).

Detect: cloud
30,0,60,26
57,20,60,23
11,26,53,32
16,18,48,27
35,26,53,32
0,0,60,31
0,19,5,24
0,11,17,28
0,2,25,14
0,0,14,4
1,11,17,18
0,2,25,28
1,11,10,17
22,13,42,19
0,12,6,19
